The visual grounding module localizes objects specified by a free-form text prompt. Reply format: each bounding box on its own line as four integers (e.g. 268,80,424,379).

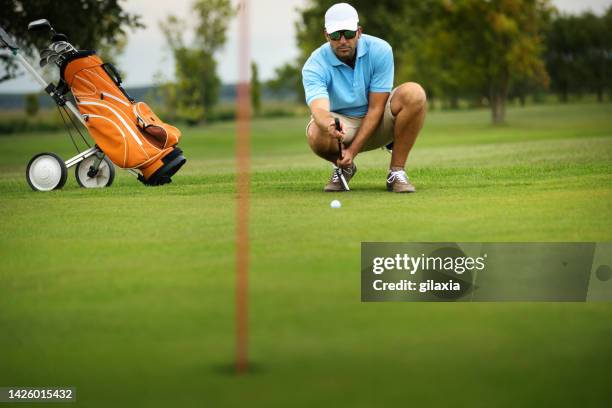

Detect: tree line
2,0,611,125
284,0,612,124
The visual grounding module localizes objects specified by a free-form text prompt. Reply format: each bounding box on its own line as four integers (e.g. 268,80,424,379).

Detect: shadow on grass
211,362,265,376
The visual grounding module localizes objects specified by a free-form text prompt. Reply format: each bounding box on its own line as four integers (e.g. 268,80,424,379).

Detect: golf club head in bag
47,53,61,65
40,48,54,58
51,41,76,55
27,19,53,33
28,19,69,43
37,42,77,68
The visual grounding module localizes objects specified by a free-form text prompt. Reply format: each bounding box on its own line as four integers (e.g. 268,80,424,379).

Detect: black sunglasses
328,30,357,41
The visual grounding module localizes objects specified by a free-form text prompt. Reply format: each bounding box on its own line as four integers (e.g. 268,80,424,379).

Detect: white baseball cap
324,3,359,34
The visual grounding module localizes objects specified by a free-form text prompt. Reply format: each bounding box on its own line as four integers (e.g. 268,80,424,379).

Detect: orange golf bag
61,52,186,186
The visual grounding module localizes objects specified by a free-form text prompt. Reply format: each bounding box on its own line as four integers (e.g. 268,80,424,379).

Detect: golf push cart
0,20,186,191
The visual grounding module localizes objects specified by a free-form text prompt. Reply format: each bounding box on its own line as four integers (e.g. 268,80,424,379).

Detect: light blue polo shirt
302,34,394,118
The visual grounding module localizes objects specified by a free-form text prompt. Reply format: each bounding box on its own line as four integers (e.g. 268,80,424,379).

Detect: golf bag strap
101,63,135,103
56,79,70,96
102,63,123,84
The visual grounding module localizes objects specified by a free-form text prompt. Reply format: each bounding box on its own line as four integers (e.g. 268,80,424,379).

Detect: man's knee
394,82,427,111
307,121,322,148
307,122,334,157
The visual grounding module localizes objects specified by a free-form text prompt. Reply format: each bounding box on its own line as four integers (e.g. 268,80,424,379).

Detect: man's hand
337,147,355,168
309,99,346,141
327,117,345,141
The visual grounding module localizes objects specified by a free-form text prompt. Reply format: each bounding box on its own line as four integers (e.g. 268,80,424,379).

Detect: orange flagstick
236,0,251,375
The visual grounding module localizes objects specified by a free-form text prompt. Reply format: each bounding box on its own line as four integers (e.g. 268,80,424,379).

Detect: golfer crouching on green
303,3,427,193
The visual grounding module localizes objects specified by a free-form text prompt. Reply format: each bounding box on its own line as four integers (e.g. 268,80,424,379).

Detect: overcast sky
1,0,610,92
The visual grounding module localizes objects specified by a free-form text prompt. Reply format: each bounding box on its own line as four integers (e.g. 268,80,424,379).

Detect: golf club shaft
333,117,350,191
14,53,86,127
335,117,343,160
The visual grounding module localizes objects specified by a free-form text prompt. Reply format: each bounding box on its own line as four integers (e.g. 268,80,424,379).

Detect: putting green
0,102,611,407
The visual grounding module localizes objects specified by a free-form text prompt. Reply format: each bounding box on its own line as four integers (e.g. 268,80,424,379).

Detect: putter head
332,117,349,190
335,167,350,191
28,19,53,33
340,174,350,191
28,19,68,43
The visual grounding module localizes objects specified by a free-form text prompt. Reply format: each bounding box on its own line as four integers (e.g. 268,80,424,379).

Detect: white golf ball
330,199,341,209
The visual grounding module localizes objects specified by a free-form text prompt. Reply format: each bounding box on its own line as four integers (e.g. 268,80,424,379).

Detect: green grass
0,102,611,407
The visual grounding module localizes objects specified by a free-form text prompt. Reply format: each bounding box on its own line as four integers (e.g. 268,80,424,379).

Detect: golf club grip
334,117,343,131
334,118,343,160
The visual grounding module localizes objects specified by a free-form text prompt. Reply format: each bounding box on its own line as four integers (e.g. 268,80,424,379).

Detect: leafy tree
545,14,578,102
0,0,142,82
545,13,594,102
160,0,234,123
250,62,261,116
401,4,481,110
266,62,303,102
296,0,552,124
606,6,612,101
192,0,235,54
545,8,612,103
410,0,552,123
580,10,611,102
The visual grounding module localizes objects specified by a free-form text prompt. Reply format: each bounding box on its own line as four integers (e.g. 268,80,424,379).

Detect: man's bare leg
307,122,357,191
307,122,341,163
389,82,427,169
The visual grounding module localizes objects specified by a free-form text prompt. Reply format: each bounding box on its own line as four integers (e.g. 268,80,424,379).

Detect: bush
24,94,40,117
0,109,66,135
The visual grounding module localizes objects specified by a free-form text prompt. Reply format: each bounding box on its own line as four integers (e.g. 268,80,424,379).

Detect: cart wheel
75,155,115,188
26,152,68,191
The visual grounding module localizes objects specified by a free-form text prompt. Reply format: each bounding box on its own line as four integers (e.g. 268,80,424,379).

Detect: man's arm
309,98,345,140
338,92,389,167
303,60,345,141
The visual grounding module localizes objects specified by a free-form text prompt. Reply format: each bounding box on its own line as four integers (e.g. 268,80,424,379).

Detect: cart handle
0,25,19,51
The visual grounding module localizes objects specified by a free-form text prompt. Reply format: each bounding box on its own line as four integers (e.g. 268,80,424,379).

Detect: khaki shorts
306,87,398,151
